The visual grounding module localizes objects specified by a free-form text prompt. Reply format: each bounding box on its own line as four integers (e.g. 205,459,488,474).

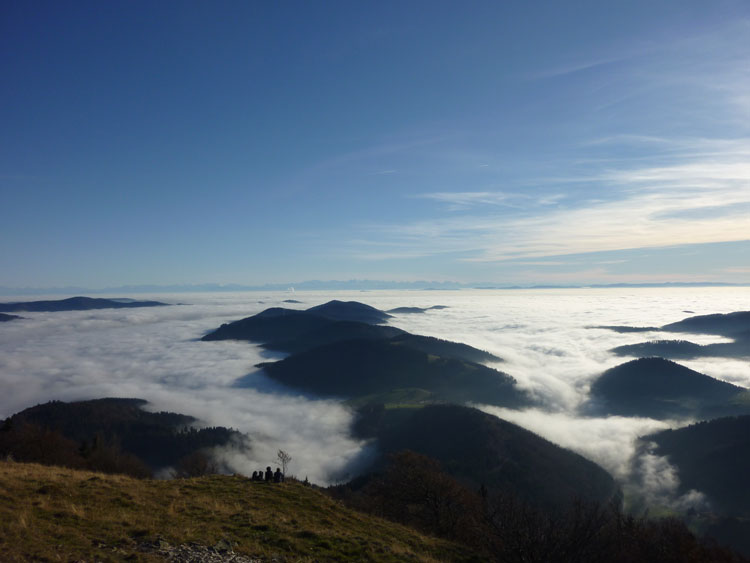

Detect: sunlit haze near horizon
2,1,750,289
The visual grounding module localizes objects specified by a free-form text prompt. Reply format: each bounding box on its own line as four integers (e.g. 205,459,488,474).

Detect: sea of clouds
1,287,748,495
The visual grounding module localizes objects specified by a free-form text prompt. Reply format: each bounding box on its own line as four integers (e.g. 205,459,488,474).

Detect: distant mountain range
2,281,746,295
0,296,168,312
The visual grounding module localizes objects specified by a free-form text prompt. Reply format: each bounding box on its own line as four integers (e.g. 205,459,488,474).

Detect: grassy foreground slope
0,461,473,562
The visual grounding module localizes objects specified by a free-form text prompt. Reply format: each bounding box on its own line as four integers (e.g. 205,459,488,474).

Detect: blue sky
2,0,749,288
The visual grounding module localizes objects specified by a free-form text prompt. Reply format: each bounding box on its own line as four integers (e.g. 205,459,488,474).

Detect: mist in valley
1,287,749,498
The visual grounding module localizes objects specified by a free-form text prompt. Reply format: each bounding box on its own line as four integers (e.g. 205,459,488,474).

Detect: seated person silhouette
274,467,284,483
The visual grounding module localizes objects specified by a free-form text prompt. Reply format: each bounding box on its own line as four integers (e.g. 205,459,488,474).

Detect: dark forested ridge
202,308,333,343
610,339,750,359
0,398,247,475
351,404,618,514
204,300,509,404
202,300,393,344
387,305,449,314
662,311,750,337
600,310,750,360
305,300,392,323
0,296,168,312
596,310,750,337
592,325,656,333
203,300,496,353
262,320,406,354
587,357,749,419
645,416,750,556
390,333,501,363
0,312,22,322
647,416,750,514
259,339,527,407
208,311,500,363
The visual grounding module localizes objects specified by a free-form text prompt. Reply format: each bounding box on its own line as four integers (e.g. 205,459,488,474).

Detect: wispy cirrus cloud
354,137,750,268
413,191,566,212
528,54,635,80
413,191,518,210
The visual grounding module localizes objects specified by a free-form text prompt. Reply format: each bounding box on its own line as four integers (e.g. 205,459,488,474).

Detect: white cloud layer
1,287,749,502
0,294,364,484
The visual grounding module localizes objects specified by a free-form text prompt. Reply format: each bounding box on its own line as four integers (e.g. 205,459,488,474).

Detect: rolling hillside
0,461,472,562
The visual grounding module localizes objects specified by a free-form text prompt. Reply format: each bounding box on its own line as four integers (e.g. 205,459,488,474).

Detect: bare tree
277,449,292,476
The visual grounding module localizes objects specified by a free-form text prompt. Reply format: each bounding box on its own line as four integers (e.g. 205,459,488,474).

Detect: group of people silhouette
252,466,284,483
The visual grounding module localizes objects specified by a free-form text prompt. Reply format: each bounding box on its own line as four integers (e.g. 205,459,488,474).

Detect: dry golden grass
0,461,476,562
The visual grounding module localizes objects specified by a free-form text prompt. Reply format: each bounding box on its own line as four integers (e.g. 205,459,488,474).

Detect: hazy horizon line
1,280,748,297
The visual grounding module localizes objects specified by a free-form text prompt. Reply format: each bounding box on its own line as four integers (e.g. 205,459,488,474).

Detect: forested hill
258,339,526,407
587,357,749,419
202,300,392,343
1,398,248,475
596,310,750,338
202,300,497,360
352,403,618,513
662,311,750,337
599,310,750,360
206,300,511,405
0,296,168,312
0,312,22,322
646,416,750,515
644,416,750,557
611,339,750,360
